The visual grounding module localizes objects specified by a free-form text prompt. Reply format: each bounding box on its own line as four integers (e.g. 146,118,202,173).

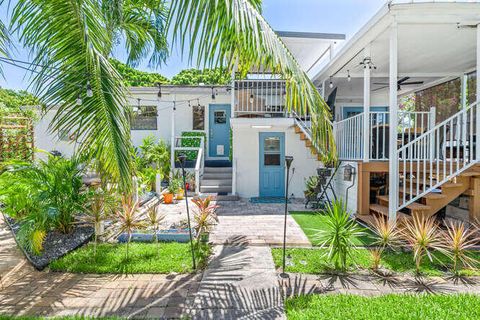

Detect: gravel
5,216,94,271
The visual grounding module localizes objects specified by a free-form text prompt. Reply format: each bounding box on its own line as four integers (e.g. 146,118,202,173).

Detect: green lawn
50,242,210,274
271,247,480,276
290,211,376,246
286,294,480,320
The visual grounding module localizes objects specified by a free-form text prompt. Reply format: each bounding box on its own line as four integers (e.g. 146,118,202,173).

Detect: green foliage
110,59,169,87
285,294,480,320
291,212,374,246
312,201,366,271
304,176,319,198
133,135,170,192
171,68,230,85
167,177,182,194
49,242,210,274
0,155,87,254
0,88,40,118
180,131,206,161
271,247,480,276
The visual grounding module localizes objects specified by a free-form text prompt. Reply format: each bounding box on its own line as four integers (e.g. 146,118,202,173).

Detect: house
35,0,480,225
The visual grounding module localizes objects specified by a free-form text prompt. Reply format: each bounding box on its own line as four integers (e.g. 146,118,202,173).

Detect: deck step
398,188,446,200
376,195,431,211
369,204,411,221
294,125,302,134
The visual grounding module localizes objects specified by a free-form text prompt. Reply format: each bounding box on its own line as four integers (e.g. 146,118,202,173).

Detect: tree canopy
171,68,230,85
0,88,40,117
110,59,169,87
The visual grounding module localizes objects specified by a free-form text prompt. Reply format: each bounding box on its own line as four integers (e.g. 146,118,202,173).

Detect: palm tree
6,0,335,192
0,0,9,76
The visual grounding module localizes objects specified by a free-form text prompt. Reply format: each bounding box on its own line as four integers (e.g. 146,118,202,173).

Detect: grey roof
276,30,346,40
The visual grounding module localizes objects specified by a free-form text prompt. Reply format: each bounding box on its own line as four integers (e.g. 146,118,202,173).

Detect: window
263,137,281,166
131,106,157,130
192,105,205,130
214,111,226,124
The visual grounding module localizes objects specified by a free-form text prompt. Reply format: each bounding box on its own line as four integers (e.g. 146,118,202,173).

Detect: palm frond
168,0,335,159
11,0,133,190
0,0,10,76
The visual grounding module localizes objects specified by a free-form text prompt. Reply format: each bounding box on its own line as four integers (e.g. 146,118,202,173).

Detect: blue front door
259,132,285,197
209,104,231,158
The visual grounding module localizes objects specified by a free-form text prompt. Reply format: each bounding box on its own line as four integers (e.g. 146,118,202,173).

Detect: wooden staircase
358,164,480,224
294,125,322,161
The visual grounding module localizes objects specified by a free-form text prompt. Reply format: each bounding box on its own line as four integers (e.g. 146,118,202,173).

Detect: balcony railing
233,80,286,117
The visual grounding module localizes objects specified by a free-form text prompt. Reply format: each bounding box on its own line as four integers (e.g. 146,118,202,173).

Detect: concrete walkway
187,245,285,319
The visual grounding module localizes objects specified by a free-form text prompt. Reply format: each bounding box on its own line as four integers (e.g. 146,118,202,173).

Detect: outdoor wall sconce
343,164,355,182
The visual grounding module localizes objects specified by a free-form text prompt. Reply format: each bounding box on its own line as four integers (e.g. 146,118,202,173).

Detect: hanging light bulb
197,99,200,107
86,80,93,97
347,70,351,82
76,93,82,106
249,93,254,104
211,87,216,100
329,77,334,89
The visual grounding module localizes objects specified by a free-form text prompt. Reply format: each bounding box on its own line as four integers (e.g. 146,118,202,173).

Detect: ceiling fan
372,77,424,92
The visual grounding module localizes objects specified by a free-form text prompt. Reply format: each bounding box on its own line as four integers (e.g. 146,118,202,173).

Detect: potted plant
304,176,320,201
192,196,219,243
164,178,181,204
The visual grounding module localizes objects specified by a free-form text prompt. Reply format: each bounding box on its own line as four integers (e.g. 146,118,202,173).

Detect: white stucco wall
231,118,319,199
330,161,358,214
34,86,231,158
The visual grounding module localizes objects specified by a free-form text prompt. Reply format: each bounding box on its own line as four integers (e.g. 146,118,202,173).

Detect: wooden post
469,177,480,223
388,19,399,221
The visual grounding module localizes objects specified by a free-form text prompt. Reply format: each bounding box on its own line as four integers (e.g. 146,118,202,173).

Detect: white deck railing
173,135,205,195
334,109,434,161
396,101,479,210
233,79,286,116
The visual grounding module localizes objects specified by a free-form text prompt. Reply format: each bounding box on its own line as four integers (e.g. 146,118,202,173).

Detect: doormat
249,197,290,204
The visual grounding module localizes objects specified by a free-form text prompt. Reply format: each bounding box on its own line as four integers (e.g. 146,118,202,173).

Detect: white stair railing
396,101,479,210
334,113,364,160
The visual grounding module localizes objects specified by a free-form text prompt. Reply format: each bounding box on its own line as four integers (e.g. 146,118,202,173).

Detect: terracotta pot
164,193,174,204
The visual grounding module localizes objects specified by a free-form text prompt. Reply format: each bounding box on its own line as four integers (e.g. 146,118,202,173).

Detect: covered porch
313,1,480,222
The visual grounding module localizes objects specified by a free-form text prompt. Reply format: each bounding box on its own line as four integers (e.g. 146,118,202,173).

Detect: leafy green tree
110,59,169,87
171,68,230,85
0,88,40,117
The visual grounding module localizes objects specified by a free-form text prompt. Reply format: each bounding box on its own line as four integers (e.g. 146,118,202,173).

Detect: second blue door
209,104,231,158
259,132,285,197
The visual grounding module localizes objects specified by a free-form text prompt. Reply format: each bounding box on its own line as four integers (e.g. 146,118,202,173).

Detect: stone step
200,185,232,193
201,193,239,201
203,167,232,174
201,179,233,186
202,173,232,180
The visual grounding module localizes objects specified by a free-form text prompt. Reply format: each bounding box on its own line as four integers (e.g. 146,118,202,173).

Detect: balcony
233,80,286,118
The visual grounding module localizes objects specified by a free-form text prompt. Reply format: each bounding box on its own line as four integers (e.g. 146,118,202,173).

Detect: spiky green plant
191,196,219,241
116,196,146,260
146,205,165,253
313,200,366,272
443,221,479,274
369,215,403,271
402,214,446,274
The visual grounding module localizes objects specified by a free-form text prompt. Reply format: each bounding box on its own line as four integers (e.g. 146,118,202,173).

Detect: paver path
187,245,285,319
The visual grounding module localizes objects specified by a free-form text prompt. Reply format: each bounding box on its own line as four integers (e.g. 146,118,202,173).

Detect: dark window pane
131,106,157,130
264,154,280,166
193,105,205,130
214,111,226,124
264,137,280,152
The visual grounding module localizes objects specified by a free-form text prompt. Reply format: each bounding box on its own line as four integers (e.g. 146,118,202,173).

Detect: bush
180,131,206,161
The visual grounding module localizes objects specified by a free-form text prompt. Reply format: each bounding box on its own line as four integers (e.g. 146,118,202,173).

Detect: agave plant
116,196,146,260
443,221,479,274
369,215,403,271
313,200,365,272
402,214,446,274
191,196,219,241
146,205,165,253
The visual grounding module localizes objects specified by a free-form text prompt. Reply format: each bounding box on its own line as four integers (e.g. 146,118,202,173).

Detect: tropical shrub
443,221,479,274
116,196,146,260
167,177,183,195
369,215,402,271
146,205,165,253
313,200,365,271
304,176,319,199
134,136,170,192
192,196,219,241
402,214,446,274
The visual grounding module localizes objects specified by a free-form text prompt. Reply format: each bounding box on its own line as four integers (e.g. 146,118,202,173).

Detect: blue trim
208,104,231,157
342,106,388,119
259,132,285,197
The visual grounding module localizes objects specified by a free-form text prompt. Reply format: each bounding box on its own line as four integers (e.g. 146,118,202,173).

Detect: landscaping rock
5,216,94,271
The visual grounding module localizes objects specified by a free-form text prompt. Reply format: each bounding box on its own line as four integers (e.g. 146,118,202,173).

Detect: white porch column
363,45,372,162
476,25,480,161
321,79,326,99
388,20,399,221
170,101,176,178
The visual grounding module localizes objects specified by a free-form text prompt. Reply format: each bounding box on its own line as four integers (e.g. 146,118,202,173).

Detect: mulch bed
4,215,94,271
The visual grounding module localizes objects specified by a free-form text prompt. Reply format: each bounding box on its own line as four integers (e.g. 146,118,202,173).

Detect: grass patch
286,294,480,320
50,242,210,274
271,247,480,276
290,211,376,246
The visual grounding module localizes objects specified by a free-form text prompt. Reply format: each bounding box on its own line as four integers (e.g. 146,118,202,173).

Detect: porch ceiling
315,2,480,95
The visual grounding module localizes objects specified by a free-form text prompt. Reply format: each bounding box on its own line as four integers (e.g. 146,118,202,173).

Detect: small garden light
177,153,196,270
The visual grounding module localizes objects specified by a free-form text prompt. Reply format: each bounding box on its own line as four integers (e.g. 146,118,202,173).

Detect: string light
249,93,254,104
76,93,82,106
157,82,162,98
86,80,93,97
329,76,334,89
211,87,216,100
347,70,351,82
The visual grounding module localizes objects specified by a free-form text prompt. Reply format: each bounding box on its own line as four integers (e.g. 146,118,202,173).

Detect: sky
0,0,387,91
